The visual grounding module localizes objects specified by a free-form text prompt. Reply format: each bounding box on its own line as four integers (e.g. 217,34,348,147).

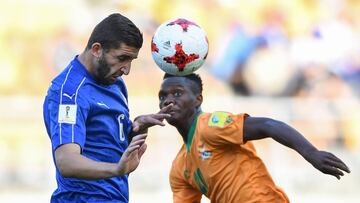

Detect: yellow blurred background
0,0,359,202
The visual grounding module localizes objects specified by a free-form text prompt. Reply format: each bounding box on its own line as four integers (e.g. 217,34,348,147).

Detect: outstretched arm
55,133,148,180
131,104,172,136
243,117,350,179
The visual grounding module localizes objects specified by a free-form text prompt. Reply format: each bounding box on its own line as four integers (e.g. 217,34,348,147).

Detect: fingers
125,144,140,155
310,151,350,180
319,154,349,180
126,141,143,154
138,143,147,158
132,119,141,133
132,113,170,133
325,157,351,174
326,154,351,173
152,113,171,120
159,103,173,114
143,116,168,126
131,133,147,142
125,134,147,153
141,113,171,125
130,139,145,147
320,165,345,180
132,126,139,133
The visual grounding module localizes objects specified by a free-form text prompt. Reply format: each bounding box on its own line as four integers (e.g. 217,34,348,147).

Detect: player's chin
107,77,118,84
98,77,117,85
165,116,178,126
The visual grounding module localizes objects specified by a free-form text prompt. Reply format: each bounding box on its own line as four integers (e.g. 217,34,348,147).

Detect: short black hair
163,73,203,94
86,13,143,51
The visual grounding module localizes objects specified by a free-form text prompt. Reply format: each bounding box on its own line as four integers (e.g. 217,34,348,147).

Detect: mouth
108,74,122,81
161,104,180,117
168,108,179,116
168,111,176,116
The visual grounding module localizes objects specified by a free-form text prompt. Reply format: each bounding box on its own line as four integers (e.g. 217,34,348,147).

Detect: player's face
158,77,201,126
94,43,139,85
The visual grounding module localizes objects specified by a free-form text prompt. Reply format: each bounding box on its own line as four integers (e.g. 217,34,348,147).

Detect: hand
116,133,148,175
132,104,172,133
304,149,350,179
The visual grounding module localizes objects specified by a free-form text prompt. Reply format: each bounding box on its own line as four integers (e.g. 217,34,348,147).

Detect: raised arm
55,133,147,180
131,104,172,135
243,117,350,179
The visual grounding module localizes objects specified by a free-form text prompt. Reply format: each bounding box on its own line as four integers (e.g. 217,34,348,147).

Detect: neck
78,50,94,76
177,108,201,143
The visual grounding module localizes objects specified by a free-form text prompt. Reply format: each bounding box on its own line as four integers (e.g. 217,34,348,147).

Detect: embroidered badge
208,111,231,128
184,169,190,180
58,104,77,124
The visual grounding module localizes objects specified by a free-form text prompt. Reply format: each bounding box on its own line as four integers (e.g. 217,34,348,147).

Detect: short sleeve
200,112,248,146
44,84,89,152
170,159,202,203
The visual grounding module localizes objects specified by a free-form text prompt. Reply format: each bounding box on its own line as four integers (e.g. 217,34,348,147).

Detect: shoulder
47,68,90,106
200,111,233,128
197,111,249,145
50,65,87,91
198,111,247,128
61,67,87,95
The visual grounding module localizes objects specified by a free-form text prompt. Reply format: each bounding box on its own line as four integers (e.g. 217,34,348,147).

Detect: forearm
55,143,124,180
244,117,350,179
263,119,318,157
56,152,122,180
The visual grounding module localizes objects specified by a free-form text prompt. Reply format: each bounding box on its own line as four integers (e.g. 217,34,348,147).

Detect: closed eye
117,55,136,62
117,56,130,62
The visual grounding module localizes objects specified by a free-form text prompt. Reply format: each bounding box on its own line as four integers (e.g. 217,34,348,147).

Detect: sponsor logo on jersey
198,144,212,161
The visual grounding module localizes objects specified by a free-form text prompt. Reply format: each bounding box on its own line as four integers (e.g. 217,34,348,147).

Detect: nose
120,64,131,75
163,96,175,107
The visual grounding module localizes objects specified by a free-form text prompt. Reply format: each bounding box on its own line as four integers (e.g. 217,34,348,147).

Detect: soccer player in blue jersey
43,13,170,203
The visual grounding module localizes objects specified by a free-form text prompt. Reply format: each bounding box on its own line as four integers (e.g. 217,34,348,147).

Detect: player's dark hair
86,13,143,51
163,73,203,94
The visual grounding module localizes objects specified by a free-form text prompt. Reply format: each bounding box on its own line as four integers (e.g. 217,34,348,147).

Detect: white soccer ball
151,18,209,76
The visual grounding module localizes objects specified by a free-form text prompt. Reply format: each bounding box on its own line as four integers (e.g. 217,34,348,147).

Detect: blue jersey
43,56,132,203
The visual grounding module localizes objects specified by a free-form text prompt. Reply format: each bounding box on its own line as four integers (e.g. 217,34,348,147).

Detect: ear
195,94,203,108
90,42,103,58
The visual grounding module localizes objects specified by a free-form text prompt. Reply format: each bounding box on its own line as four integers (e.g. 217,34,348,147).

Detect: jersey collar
186,111,202,152
72,55,96,82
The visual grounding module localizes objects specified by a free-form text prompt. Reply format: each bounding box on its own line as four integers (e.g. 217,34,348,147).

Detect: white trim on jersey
60,65,73,105
59,65,73,144
72,77,86,143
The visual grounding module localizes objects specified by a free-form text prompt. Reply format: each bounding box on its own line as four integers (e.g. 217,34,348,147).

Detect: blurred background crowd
0,0,359,202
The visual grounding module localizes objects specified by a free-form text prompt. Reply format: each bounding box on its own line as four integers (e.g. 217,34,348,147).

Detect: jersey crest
208,111,231,128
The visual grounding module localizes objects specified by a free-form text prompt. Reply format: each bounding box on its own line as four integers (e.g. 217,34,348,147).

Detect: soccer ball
151,18,209,76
